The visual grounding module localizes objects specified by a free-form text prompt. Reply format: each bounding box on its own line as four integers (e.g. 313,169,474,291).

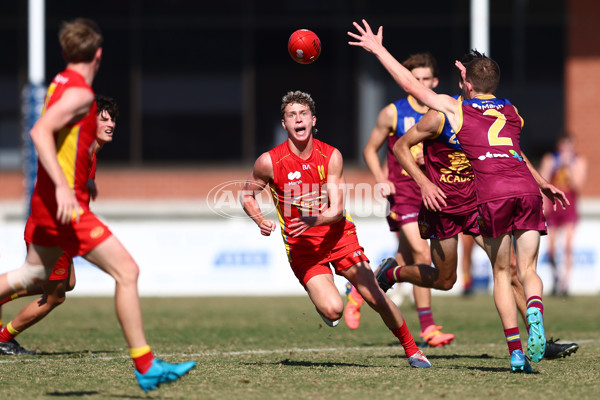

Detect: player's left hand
540,182,570,211
289,216,316,237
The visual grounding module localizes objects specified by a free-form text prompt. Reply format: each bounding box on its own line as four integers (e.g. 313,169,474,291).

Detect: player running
241,90,431,368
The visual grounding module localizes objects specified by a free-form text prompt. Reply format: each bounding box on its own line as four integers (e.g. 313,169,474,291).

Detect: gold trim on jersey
390,103,398,136
456,99,464,134
270,183,292,263
407,95,429,114
56,125,80,190
431,111,446,140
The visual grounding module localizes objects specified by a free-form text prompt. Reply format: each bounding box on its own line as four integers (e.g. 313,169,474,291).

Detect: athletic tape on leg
6,262,51,291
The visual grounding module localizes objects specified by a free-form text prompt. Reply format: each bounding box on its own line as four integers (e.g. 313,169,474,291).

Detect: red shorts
24,241,72,281
418,206,480,240
289,236,369,287
25,210,112,257
386,195,421,231
477,195,547,238
49,253,72,280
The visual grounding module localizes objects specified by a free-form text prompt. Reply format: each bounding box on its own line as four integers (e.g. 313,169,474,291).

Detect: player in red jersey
0,95,118,355
0,19,194,390
240,90,431,368
345,52,454,348
539,132,587,296
348,20,568,372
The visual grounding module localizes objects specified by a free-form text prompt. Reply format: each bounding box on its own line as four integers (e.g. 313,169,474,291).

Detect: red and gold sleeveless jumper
268,139,368,285
25,68,112,256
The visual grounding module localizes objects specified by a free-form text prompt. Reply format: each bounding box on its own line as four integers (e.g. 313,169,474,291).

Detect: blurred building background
0,1,599,296
0,1,579,171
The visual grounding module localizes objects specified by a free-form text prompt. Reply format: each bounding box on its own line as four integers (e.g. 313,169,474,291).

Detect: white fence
0,201,598,297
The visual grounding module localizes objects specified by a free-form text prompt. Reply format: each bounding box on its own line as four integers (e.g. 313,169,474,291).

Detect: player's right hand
259,219,276,236
377,180,395,197
55,185,82,224
420,180,447,212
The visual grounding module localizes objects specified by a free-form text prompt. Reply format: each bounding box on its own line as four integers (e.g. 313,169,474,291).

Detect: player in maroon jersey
345,53,454,348
0,95,118,355
0,18,194,390
241,90,431,368
539,132,587,296
348,19,568,372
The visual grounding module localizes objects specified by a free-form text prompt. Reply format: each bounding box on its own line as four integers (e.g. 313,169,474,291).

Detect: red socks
504,327,522,355
391,319,419,358
130,346,154,374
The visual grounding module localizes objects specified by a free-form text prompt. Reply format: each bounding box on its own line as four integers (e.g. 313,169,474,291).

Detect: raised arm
393,110,448,211
240,152,277,236
30,87,94,224
348,19,459,119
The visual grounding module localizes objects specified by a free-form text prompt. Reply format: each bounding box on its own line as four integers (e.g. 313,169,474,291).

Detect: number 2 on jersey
484,109,513,146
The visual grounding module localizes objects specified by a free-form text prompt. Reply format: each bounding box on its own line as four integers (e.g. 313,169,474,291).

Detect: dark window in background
0,0,565,169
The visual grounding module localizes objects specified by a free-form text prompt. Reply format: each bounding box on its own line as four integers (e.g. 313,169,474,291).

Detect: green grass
0,294,598,399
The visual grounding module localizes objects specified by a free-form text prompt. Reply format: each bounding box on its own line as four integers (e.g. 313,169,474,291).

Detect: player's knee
46,292,67,307
6,262,50,291
436,275,457,291
111,260,139,285
320,303,343,321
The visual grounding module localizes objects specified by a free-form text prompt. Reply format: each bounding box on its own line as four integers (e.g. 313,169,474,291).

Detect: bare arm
288,149,346,237
393,110,448,211
363,104,395,196
540,151,587,194
240,153,277,236
30,87,94,224
522,152,569,210
348,19,459,121
570,156,588,193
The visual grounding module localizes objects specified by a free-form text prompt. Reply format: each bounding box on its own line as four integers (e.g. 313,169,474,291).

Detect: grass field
0,293,598,399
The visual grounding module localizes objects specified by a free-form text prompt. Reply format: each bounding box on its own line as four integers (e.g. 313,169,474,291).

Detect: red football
288,29,321,64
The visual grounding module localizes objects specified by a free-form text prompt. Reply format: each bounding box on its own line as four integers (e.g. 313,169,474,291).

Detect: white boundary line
0,340,595,365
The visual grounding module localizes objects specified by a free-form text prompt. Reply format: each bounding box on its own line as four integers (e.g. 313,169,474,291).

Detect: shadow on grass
383,352,501,360
47,392,146,399
34,349,122,357
245,358,372,368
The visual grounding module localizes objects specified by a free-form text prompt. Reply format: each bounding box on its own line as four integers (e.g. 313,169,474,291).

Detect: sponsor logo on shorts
353,250,362,257
53,268,66,276
401,212,419,220
90,226,105,239
476,216,487,231
418,221,430,237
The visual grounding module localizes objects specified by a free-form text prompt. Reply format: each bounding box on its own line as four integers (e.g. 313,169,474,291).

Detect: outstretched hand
540,182,570,211
347,19,384,54
455,60,467,83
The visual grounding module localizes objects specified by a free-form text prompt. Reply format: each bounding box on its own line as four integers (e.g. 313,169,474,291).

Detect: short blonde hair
59,18,103,63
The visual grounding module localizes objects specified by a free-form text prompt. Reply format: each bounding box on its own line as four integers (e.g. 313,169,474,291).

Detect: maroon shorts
289,237,369,287
418,206,480,240
477,195,547,238
25,210,112,257
386,194,421,231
